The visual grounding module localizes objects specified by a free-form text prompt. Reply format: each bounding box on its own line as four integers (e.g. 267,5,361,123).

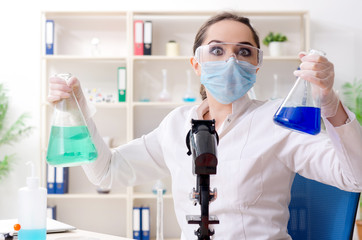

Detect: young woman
48,12,362,239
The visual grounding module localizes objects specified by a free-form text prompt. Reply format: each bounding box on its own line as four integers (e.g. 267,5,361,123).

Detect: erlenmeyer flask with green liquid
46,73,98,167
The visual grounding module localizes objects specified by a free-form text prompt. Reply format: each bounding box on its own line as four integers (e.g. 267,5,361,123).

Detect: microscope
186,119,219,240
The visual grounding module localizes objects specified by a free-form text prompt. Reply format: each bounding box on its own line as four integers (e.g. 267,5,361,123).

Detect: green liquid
46,126,98,167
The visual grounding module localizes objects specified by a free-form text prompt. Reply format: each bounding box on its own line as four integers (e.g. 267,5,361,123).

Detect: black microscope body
186,119,219,240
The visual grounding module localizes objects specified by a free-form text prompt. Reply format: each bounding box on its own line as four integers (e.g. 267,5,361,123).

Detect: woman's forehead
203,20,256,47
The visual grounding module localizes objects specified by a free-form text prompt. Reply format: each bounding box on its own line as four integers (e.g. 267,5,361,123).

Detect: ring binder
143,21,152,55
141,207,150,240
133,207,142,240
47,164,55,194
134,20,144,55
55,167,69,194
45,20,54,55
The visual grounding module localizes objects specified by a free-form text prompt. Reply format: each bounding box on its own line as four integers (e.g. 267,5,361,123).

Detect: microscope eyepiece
186,119,219,175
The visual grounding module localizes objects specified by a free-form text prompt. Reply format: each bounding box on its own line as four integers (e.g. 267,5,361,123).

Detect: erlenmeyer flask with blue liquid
46,73,98,167
273,50,326,135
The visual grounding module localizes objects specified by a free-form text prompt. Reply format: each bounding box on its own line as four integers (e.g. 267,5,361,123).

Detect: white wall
1,0,362,219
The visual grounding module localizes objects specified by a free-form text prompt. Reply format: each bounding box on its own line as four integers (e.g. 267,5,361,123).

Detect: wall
0,0,361,220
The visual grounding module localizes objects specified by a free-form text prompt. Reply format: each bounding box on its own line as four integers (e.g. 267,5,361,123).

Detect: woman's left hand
294,52,339,118
294,51,334,97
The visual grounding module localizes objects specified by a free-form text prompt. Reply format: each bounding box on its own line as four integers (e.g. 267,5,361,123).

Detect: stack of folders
47,164,69,194
133,206,150,240
134,20,152,56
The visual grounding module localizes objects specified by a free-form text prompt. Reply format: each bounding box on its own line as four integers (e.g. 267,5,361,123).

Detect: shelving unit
40,10,309,239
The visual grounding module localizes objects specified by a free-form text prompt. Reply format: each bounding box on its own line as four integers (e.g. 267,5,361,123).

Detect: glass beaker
273,50,326,135
46,73,98,167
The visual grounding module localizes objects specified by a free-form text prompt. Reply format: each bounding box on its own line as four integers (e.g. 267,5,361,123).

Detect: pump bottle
17,161,47,240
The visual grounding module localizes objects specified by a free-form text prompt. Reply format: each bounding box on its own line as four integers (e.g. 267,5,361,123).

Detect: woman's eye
210,47,224,56
238,48,252,57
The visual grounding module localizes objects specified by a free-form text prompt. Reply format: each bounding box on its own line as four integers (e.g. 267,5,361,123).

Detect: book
134,20,144,55
143,21,152,55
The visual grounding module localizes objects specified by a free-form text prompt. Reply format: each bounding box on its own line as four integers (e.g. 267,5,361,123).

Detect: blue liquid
273,106,321,135
183,97,196,102
18,228,46,240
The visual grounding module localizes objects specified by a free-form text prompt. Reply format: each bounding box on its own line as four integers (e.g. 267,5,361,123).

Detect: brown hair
193,12,260,100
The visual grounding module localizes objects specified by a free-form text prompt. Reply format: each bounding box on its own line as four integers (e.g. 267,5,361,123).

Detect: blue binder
133,207,142,240
141,207,150,240
45,20,54,55
47,164,56,194
55,167,69,194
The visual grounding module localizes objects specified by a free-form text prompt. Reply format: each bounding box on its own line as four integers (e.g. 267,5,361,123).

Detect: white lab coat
82,95,362,240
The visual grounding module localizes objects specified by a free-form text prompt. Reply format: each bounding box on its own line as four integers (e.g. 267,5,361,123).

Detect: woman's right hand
47,75,84,103
48,75,96,119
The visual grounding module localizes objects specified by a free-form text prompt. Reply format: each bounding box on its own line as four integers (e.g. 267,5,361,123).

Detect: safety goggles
194,42,263,67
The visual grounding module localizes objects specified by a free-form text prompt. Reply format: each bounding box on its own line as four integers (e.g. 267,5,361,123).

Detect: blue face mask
200,58,257,104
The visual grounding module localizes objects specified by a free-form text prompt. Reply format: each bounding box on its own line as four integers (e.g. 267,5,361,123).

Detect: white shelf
242,10,308,16
133,55,191,61
133,193,173,199
94,102,127,109
133,101,199,107
42,55,127,61
42,11,127,17
47,193,127,199
42,101,127,109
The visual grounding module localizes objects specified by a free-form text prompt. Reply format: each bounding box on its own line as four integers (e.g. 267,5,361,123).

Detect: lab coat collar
196,94,253,121
230,94,254,120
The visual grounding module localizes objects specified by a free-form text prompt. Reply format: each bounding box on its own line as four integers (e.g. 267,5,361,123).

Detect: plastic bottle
273,49,326,135
17,161,47,240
